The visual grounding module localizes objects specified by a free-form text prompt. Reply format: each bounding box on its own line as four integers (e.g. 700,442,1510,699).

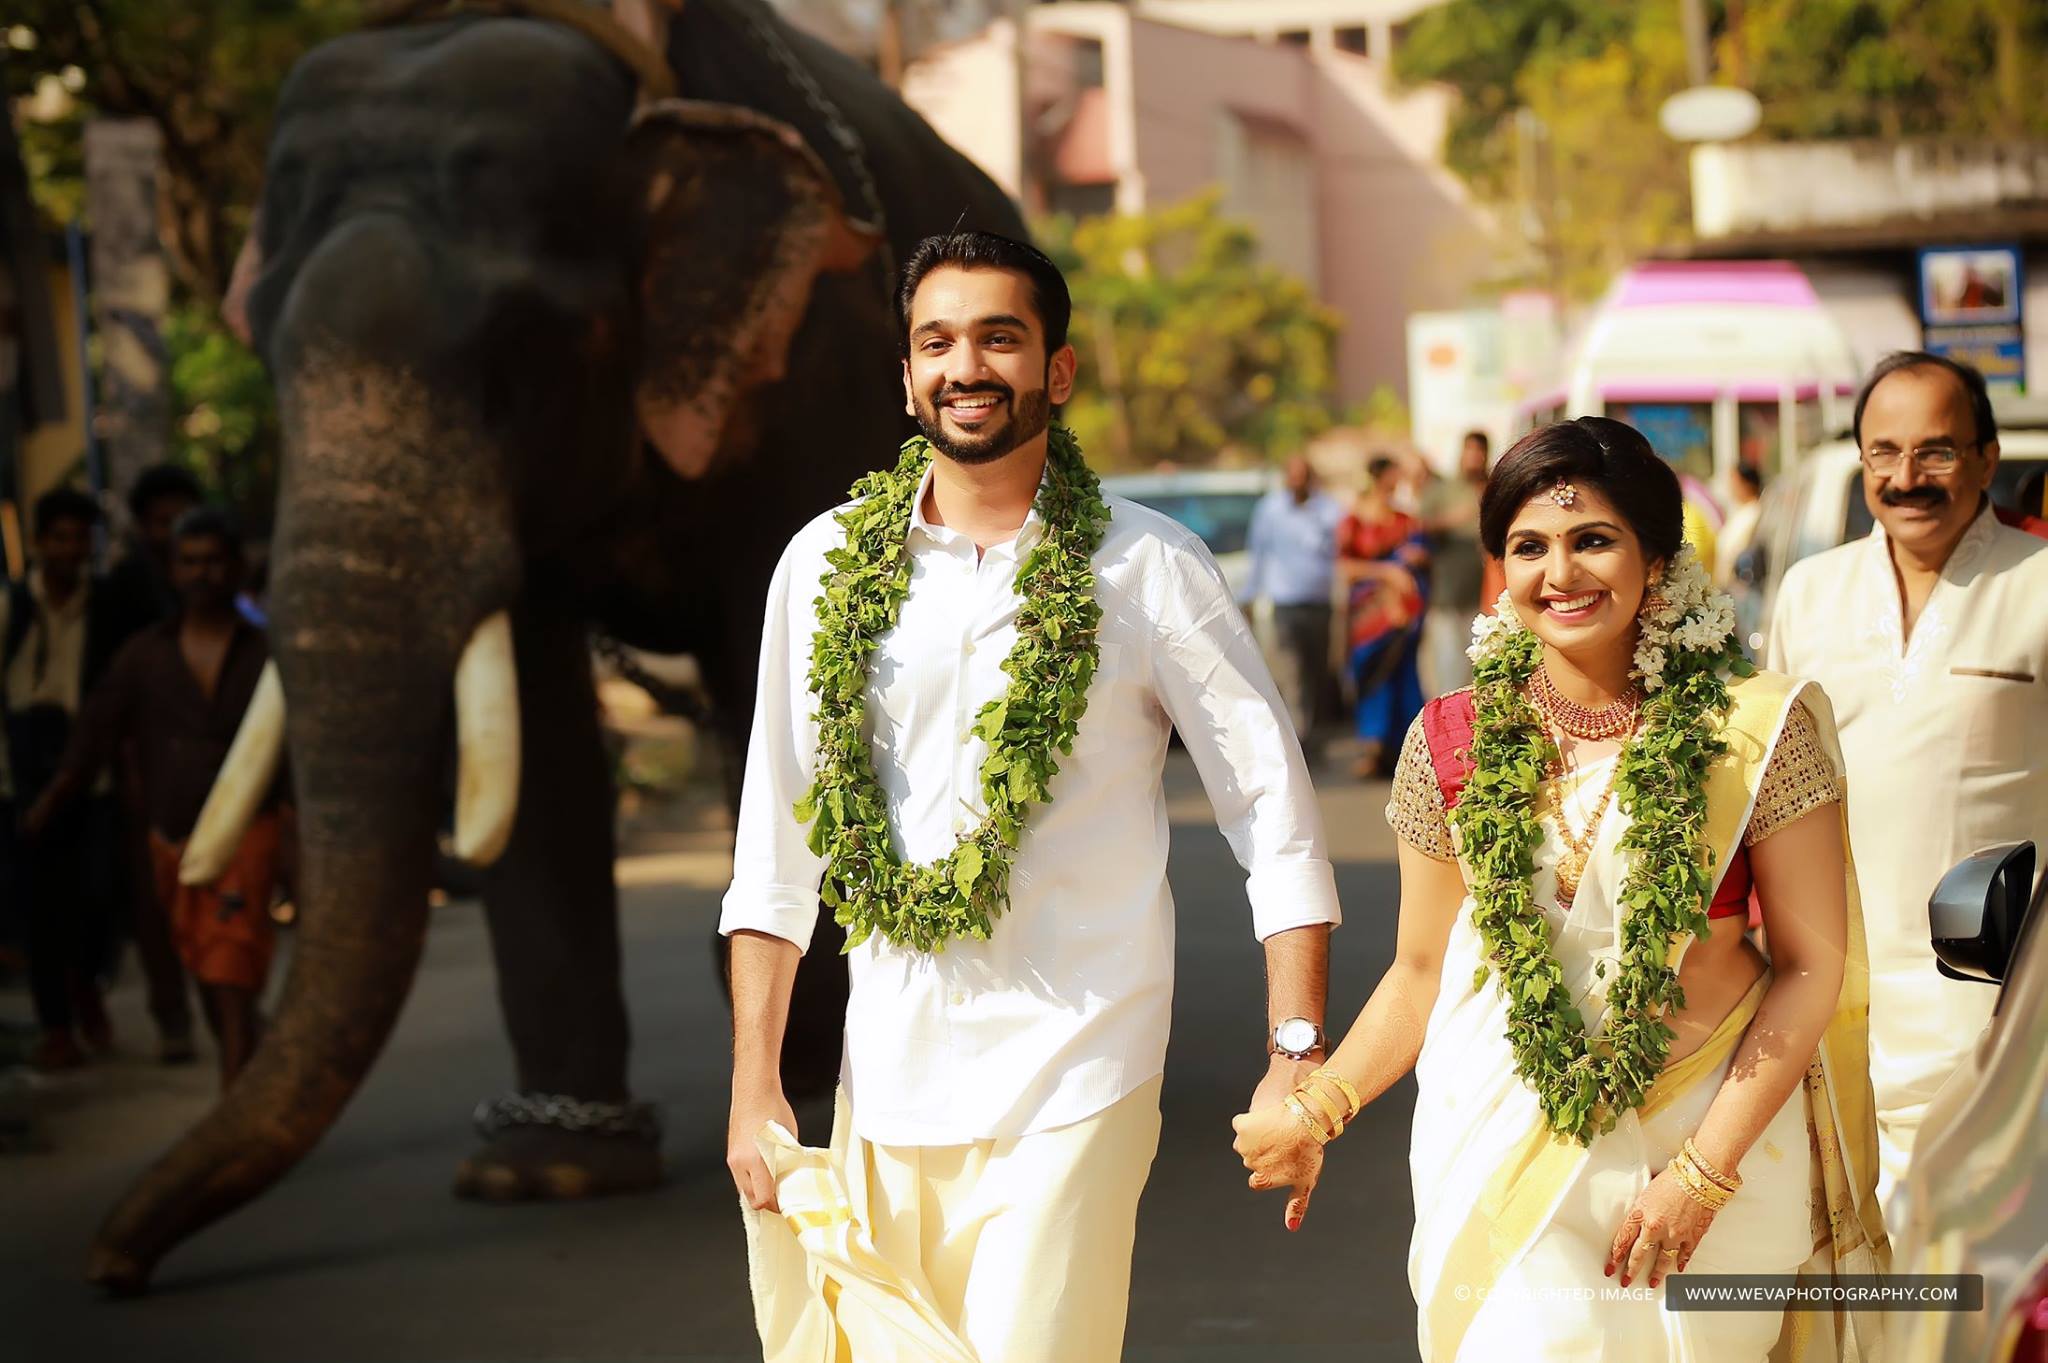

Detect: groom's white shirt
722,466,1341,1146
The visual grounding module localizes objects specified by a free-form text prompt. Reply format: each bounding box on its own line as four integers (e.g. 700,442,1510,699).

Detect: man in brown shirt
25,508,281,1085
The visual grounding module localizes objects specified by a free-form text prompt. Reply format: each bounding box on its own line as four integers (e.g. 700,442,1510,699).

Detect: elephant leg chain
723,0,894,287
473,1091,664,1144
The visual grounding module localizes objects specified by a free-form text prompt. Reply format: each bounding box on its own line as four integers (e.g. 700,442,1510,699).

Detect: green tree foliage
6,1,362,300
1395,0,2048,296
1037,192,1344,470
7,3,356,529
1392,0,1633,196
165,302,280,534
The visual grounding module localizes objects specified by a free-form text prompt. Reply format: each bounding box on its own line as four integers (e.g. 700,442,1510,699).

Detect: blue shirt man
1244,457,1344,744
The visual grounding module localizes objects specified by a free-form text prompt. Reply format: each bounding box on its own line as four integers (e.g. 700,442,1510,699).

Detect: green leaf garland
1449,599,1755,1145
796,424,1109,953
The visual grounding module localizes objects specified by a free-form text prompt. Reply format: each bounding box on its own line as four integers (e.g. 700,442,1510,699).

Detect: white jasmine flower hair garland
1628,546,1731,691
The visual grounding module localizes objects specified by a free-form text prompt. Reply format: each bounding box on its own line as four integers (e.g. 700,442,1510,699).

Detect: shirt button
949,990,968,1007
962,640,975,655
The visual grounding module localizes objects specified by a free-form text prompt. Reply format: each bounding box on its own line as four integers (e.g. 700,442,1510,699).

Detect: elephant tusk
452,611,520,866
181,661,286,886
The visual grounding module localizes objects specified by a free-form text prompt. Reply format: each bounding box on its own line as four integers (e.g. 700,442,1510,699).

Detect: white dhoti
743,1076,1164,1363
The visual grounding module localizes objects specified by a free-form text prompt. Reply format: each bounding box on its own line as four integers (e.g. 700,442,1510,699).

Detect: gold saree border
1421,670,1888,1362
1423,974,1770,1358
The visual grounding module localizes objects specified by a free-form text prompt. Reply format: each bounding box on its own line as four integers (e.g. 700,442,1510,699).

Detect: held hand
1231,1102,1324,1232
726,1076,798,1214
1606,1168,1719,1287
1250,1053,1317,1113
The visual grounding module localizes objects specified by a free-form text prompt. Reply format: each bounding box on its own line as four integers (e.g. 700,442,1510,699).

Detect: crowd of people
1244,428,1788,785
0,466,285,1088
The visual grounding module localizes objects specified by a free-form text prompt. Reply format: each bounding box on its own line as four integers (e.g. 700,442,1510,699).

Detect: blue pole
64,219,101,498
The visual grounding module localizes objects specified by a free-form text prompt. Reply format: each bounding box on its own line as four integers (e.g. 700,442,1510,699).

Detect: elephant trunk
88,330,522,1291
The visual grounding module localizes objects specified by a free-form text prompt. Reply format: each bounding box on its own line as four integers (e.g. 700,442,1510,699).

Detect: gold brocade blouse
1385,695,1844,864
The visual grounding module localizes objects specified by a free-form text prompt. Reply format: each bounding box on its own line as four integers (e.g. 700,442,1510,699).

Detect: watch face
1275,1017,1318,1055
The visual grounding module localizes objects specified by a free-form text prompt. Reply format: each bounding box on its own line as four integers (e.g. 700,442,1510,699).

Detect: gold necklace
1546,753,1620,908
1528,667,1640,741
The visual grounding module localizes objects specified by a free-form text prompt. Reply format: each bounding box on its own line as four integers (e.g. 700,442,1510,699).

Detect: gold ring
1658,1245,1681,1260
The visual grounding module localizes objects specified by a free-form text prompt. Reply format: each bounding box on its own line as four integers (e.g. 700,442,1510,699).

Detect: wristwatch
1269,1016,1326,1060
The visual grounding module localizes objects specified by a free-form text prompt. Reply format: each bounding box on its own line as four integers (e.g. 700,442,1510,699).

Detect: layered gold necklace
1528,665,1640,740
1527,668,1640,907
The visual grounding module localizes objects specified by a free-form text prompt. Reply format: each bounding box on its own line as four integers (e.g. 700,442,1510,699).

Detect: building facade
1689,138,2048,395
899,1,1499,405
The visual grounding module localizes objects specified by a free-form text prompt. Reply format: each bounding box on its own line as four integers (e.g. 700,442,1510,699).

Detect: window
1335,26,1369,56
1737,401,1782,479
1125,492,1265,556
1216,111,1320,291
1045,181,1115,219
1840,471,1874,548
1794,398,1823,456
1606,401,1713,481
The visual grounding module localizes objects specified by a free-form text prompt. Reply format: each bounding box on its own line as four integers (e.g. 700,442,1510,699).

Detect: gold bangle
1294,1082,1348,1139
1667,1159,1718,1211
1284,1093,1333,1145
1679,1155,1729,1207
1667,1156,1731,1211
1681,1138,1742,1193
1308,1068,1362,1119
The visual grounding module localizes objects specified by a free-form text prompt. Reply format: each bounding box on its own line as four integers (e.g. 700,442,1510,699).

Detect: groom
721,230,1339,1362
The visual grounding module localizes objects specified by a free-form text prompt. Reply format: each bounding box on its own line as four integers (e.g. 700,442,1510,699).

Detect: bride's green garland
795,424,1109,953
1450,548,1753,1144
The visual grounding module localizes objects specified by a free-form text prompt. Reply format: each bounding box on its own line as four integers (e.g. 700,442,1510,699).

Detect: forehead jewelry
1549,478,1578,509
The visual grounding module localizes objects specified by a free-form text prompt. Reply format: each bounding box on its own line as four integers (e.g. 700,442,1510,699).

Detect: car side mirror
1734,543,1768,587
1929,842,2037,985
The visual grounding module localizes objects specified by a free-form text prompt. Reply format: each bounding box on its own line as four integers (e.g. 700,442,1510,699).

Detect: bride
1234,418,1888,1360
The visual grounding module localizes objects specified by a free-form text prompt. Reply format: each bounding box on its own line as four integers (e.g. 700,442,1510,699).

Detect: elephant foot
85,1243,151,1297
453,1092,663,1202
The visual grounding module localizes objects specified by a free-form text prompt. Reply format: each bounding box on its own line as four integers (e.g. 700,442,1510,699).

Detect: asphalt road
3,753,1422,1363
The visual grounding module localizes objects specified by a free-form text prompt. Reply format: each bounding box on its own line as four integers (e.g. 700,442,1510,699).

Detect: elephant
85,0,1025,1293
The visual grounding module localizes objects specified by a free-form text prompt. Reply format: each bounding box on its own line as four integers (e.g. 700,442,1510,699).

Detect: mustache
932,381,1012,402
1880,486,1949,508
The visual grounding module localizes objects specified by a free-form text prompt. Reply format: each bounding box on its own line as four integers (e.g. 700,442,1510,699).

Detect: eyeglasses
1861,441,1976,475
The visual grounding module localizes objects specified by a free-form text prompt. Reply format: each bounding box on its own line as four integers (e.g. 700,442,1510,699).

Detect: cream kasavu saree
1408,671,1889,1362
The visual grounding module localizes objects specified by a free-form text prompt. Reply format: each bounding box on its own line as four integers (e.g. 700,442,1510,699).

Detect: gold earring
1642,570,1669,616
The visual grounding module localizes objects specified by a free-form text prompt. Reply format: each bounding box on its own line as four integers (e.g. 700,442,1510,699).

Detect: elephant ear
626,99,879,479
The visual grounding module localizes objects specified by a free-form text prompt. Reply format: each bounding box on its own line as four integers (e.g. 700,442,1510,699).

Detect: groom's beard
913,379,1052,467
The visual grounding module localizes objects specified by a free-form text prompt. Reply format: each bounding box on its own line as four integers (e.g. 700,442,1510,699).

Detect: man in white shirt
721,231,1340,1363
1244,455,1344,748
1767,351,2048,1213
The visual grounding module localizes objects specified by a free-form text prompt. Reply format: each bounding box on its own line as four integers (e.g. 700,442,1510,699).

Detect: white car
1889,841,2048,1361
1098,468,1276,601
1734,396,2048,658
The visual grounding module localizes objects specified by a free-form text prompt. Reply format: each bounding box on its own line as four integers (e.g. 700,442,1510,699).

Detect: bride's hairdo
1479,417,1685,563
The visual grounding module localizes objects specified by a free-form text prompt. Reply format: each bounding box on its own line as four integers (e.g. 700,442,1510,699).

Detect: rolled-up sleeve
719,527,831,952
1146,530,1341,940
